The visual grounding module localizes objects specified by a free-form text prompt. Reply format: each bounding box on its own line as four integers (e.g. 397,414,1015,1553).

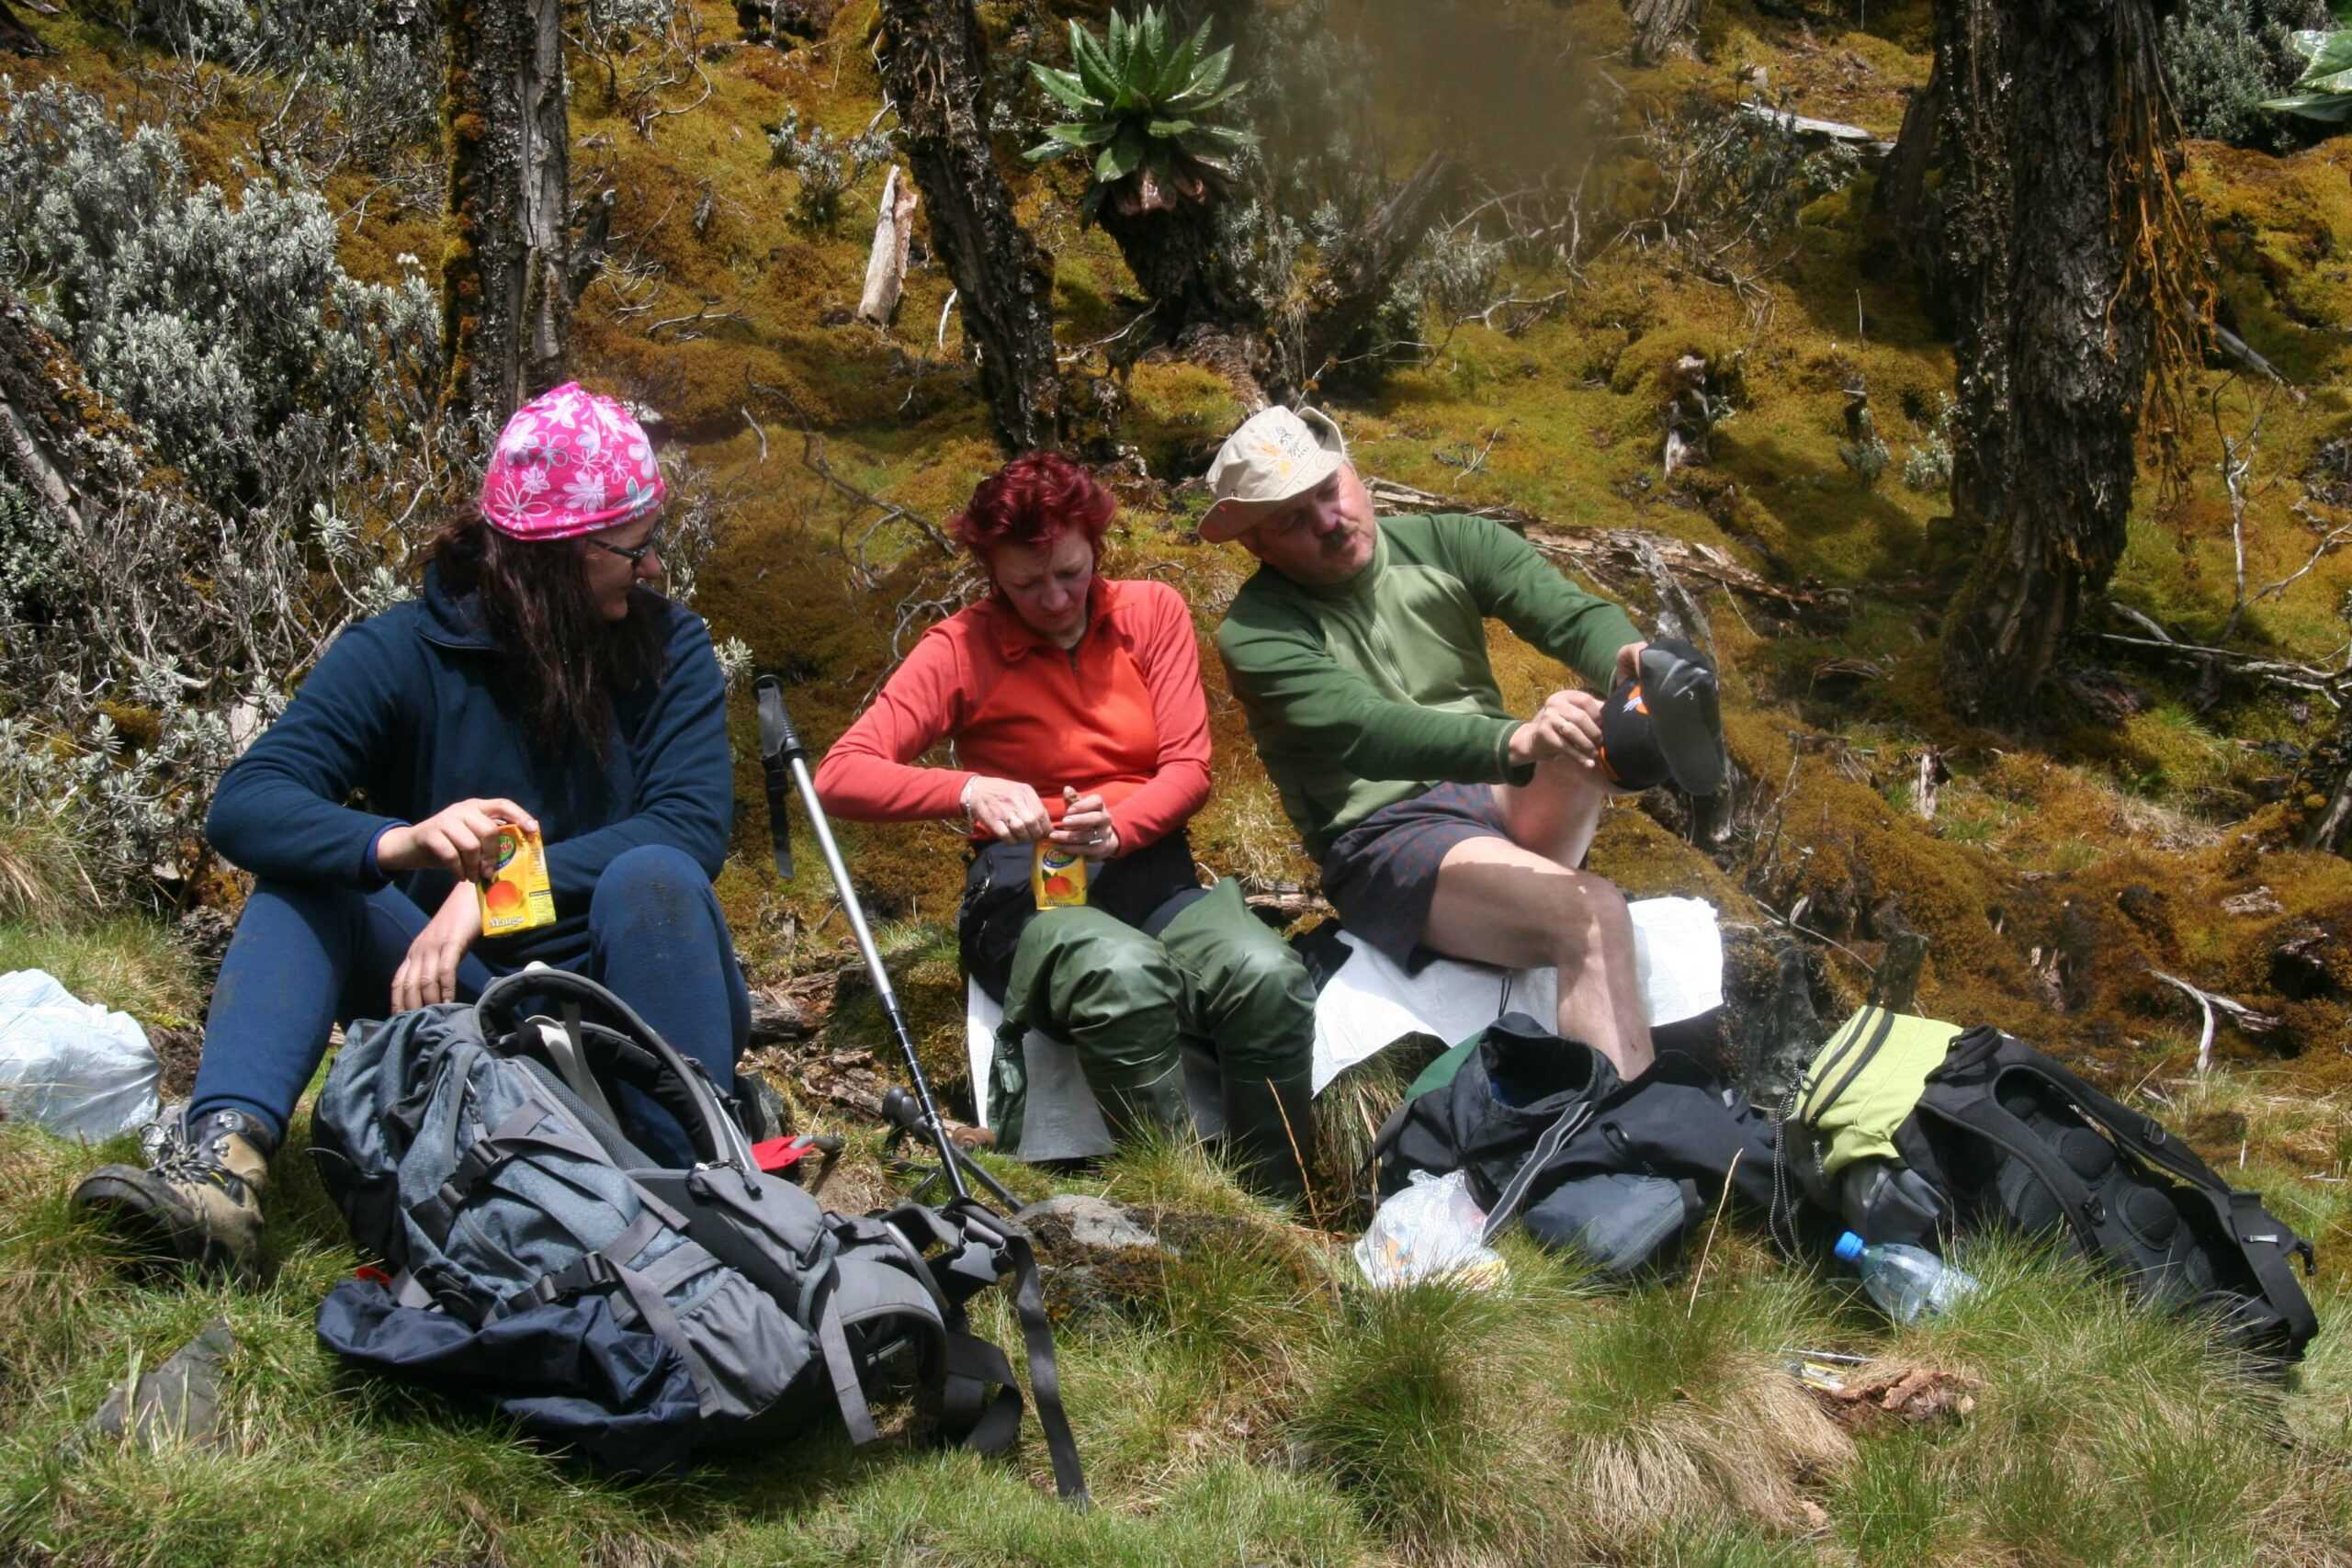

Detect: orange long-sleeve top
811,577,1213,852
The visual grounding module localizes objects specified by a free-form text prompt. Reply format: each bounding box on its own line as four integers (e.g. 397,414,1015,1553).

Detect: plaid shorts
1319,782,1511,972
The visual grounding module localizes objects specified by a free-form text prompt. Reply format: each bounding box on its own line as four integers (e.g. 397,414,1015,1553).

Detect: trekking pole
757,675,1016,1209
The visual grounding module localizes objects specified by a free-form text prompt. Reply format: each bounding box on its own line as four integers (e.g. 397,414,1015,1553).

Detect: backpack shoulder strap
2222,1189,2321,1350
906,1200,1090,1505
1993,1051,2319,1329
1912,1080,2107,1254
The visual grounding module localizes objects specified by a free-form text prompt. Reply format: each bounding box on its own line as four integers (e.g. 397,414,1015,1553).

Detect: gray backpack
311,969,1084,1493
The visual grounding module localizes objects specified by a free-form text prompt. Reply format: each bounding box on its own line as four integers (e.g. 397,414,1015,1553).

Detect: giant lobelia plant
1024,6,1259,337
2262,2,2352,120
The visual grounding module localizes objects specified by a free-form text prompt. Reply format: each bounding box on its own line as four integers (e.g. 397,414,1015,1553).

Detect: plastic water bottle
1834,1231,1979,1324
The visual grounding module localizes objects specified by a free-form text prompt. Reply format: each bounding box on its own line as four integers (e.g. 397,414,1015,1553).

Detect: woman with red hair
815,454,1314,1201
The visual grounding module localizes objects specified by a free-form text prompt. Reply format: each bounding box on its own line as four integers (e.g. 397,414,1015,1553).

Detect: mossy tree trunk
441,0,571,434
1935,0,2184,715
1095,193,1256,349
878,0,1063,452
0,1,50,56
1624,0,1703,64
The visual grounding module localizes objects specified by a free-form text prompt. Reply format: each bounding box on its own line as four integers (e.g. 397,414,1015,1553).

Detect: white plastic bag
0,969,163,1140
1352,1169,1508,1290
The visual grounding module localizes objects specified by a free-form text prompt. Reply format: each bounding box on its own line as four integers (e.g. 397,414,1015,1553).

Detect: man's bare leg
1420,832,1656,1078
1493,753,1612,870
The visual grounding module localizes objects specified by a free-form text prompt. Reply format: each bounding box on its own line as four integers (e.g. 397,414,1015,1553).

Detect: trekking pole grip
756,674,806,764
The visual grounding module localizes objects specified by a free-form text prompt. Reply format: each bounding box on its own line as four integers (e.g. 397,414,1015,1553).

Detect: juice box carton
478,823,557,936
1031,840,1089,909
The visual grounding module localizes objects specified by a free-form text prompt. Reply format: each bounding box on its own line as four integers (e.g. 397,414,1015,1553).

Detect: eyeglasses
585,525,665,565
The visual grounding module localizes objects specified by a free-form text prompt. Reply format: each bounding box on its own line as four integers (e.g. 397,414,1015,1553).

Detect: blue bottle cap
1833,1231,1864,1263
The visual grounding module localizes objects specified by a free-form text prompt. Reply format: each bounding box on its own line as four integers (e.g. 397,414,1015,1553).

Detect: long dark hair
424,512,668,757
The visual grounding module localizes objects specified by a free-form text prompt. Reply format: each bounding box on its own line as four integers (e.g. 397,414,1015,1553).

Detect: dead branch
1913,747,1945,822
2211,378,2278,644
2150,968,2283,1073
855,164,918,326
2212,324,2303,404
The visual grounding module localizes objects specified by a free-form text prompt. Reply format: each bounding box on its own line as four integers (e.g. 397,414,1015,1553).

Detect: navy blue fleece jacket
204,563,732,967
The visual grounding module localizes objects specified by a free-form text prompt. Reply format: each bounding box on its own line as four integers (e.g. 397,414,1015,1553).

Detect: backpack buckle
527,1251,619,1307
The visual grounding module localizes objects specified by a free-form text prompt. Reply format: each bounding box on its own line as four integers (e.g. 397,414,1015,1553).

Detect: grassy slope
5,0,2352,1562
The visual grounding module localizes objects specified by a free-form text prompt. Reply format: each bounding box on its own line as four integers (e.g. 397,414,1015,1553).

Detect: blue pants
191,845,751,1165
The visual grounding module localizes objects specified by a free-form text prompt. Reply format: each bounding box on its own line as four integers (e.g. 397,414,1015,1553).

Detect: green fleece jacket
1216,512,1641,863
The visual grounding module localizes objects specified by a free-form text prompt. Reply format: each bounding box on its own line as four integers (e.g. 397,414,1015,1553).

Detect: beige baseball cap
1199,405,1349,543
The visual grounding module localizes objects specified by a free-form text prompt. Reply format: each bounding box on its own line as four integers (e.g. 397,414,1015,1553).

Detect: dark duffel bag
1370,1012,1784,1278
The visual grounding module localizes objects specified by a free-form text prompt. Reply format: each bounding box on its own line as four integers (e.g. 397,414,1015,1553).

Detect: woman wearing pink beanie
75,384,753,1280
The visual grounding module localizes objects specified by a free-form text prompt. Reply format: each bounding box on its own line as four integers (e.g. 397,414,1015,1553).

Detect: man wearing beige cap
1207,405,1657,1078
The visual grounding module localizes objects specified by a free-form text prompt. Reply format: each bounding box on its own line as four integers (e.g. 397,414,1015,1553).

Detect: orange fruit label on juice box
478,824,556,935
1032,840,1089,909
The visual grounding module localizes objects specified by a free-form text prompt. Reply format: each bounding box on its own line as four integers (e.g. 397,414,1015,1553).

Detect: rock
2268,921,2341,1001
1015,1195,1181,1322
85,1318,235,1452
1016,1194,1170,1258
2221,886,2284,919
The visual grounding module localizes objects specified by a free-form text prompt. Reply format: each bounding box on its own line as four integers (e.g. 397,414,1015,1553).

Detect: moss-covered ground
5,0,2352,1561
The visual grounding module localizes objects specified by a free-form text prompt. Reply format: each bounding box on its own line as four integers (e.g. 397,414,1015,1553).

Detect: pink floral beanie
479,381,666,540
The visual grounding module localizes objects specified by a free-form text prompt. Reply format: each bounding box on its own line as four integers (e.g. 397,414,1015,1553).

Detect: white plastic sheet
0,969,163,1139
1309,896,1725,1093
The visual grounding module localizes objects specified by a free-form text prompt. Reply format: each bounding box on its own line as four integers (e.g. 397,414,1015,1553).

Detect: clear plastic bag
0,969,162,1140
1352,1169,1508,1290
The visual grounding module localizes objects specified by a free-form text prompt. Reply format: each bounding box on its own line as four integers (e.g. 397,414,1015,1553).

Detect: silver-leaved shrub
0,78,442,904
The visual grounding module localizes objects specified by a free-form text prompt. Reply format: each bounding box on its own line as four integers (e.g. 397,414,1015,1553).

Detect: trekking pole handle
755,674,807,765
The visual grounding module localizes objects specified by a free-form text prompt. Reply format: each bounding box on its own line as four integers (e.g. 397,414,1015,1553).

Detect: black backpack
1370,1013,1786,1278
1796,1021,2320,1363
310,969,1086,1492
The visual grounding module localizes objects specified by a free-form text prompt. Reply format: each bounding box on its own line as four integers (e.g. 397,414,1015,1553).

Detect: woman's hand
1049,788,1122,861
390,882,482,1012
378,798,540,884
963,776,1053,843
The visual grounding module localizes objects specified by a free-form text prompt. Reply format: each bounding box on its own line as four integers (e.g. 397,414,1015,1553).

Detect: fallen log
1737,101,1896,156
1361,475,1848,619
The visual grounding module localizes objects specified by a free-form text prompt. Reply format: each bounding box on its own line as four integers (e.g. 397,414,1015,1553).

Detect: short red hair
952,452,1115,567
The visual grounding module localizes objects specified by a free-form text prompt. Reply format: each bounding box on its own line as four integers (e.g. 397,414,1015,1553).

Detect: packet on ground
0,969,162,1139
1354,1169,1507,1290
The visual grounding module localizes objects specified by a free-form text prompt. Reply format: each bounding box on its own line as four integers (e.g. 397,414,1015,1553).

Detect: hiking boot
73,1106,274,1280
1220,1070,1313,1207
1091,1058,1195,1145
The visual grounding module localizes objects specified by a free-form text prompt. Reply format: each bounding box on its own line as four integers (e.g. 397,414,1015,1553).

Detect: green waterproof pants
990,880,1316,1191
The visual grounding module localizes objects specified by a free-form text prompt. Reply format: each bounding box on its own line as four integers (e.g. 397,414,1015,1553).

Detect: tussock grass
1295,1247,1850,1563
1311,1032,1450,1224
0,918,203,1027
0,810,96,926
1825,1232,2352,1566
6,1071,2352,1566
0,805,200,1025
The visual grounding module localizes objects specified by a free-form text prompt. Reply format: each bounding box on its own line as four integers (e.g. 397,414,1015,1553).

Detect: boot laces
145,1116,241,1193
